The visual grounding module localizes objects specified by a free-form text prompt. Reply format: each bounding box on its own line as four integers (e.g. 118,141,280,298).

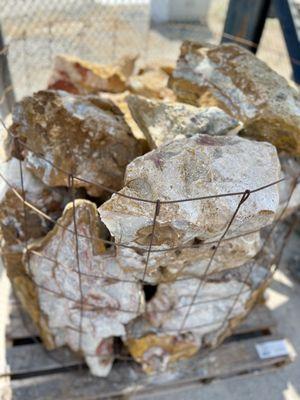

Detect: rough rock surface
8,90,145,197
99,91,149,142
277,156,300,218
125,260,270,373
142,232,262,282
48,54,137,94
127,95,242,149
129,66,175,100
99,134,280,249
0,158,68,246
26,200,144,376
169,41,300,155
0,158,70,347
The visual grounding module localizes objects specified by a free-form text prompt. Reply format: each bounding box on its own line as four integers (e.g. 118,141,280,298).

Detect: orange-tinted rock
48,54,137,94
8,90,145,197
129,66,175,100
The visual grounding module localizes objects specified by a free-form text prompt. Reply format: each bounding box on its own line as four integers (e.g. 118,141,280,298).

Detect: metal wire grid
0,116,299,367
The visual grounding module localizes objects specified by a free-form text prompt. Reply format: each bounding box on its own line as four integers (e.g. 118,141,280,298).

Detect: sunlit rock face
7,90,145,197
125,259,270,374
128,65,175,101
26,200,145,376
48,54,137,94
99,134,280,250
169,41,300,155
126,95,241,149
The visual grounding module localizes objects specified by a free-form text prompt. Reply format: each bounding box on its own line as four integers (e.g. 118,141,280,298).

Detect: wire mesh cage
0,0,300,396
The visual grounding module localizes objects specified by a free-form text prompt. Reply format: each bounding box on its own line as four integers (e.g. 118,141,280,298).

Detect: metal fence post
221,0,271,53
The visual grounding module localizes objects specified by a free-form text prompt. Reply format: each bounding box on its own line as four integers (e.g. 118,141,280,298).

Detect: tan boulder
7,90,145,197
125,259,271,373
99,134,280,249
126,95,241,149
0,158,69,348
129,66,175,101
25,200,144,376
48,53,137,94
169,41,300,155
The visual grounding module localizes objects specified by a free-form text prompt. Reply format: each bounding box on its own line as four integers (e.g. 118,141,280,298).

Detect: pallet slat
6,344,83,376
9,334,291,400
3,299,291,400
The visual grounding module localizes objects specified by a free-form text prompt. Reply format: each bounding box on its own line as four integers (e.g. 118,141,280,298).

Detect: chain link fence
0,0,150,100
0,0,296,103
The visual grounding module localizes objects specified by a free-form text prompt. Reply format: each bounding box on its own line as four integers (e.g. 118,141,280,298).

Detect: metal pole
221,0,271,53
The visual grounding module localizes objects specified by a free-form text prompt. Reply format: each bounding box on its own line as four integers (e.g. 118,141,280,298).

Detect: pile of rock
1,42,299,376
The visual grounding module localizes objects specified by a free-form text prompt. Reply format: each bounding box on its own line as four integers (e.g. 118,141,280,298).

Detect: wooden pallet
1,296,293,400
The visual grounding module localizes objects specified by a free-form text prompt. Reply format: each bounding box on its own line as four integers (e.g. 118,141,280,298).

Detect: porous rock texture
99,134,281,249
48,54,137,94
127,95,242,149
0,157,70,347
7,90,145,197
139,232,262,282
125,259,270,373
169,41,300,155
26,200,144,376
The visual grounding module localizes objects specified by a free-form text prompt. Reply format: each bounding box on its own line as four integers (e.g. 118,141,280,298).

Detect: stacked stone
1,42,299,376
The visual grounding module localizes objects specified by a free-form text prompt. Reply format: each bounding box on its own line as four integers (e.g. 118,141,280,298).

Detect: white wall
151,0,211,23
151,0,170,23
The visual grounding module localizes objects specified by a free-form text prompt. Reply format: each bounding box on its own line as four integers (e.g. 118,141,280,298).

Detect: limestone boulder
48,54,137,94
126,95,242,149
7,90,145,197
169,41,300,155
108,232,261,284
128,66,175,101
0,157,69,247
125,259,270,373
99,91,149,143
25,200,144,376
0,157,70,348
144,232,262,282
99,134,280,249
